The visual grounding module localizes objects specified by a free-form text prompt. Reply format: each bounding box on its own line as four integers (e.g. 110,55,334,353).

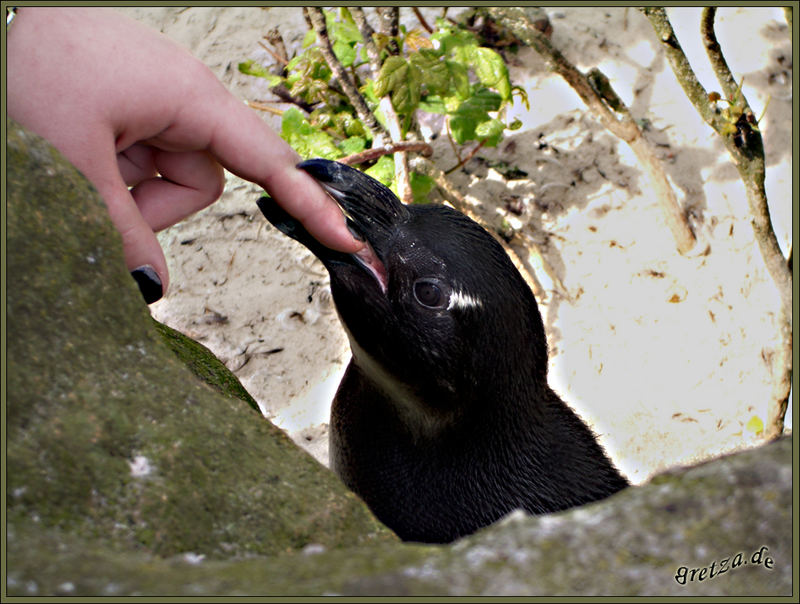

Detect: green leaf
410,171,435,203
238,60,283,87
329,16,362,45
431,19,478,55
332,39,356,67
474,117,505,147
360,79,379,105
418,96,447,115
391,63,422,114
280,107,341,160
339,6,356,25
337,136,366,156
364,155,395,188
374,55,407,99
745,415,764,435
441,93,465,114
373,55,422,114
472,47,511,100
449,114,477,145
302,29,317,48
449,89,503,144
286,54,304,72
446,60,470,99
409,50,449,96
285,47,333,105
454,88,502,118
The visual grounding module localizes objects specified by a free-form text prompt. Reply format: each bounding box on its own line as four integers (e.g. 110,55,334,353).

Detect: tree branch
642,7,791,440
488,7,697,255
644,8,791,313
641,8,720,127
701,8,740,104
376,7,400,55
305,7,389,146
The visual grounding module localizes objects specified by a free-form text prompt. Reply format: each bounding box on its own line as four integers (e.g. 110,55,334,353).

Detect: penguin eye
413,278,448,309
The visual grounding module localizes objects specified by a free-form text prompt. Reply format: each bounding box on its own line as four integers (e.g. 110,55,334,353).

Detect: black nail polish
131,266,163,304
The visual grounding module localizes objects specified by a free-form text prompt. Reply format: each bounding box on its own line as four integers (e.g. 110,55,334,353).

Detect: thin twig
701,8,740,104
264,28,289,66
488,7,697,255
445,139,487,174
339,142,433,166
445,119,463,165
413,7,434,34
258,40,288,67
699,8,792,440
256,29,316,113
246,100,284,115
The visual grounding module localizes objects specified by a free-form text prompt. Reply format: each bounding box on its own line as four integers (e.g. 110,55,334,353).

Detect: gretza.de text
674,546,774,585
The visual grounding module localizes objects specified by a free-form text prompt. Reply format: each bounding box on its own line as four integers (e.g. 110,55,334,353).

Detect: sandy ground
116,7,793,485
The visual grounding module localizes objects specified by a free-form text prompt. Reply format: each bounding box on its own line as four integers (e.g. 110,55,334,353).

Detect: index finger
196,82,363,254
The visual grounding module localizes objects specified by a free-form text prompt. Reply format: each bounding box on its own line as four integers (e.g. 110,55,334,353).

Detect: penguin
257,159,628,544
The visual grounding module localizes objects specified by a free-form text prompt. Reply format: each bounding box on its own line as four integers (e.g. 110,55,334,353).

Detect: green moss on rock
152,318,261,413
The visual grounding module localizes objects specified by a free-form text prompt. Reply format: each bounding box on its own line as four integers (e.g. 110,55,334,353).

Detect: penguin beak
257,159,404,294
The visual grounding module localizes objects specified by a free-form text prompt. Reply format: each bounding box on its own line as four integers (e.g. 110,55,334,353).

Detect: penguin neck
344,329,551,444
344,331,462,440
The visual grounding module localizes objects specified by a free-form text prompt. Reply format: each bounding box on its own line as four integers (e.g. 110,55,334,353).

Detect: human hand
7,7,362,302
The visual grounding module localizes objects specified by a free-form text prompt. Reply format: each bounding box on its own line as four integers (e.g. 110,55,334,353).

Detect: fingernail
130,265,163,304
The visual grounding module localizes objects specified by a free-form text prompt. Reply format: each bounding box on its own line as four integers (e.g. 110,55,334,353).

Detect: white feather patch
447,290,483,311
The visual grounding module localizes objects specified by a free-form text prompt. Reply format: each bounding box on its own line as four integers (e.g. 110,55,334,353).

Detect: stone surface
5,120,793,597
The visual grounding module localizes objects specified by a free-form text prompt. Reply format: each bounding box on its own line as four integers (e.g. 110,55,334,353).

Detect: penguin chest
328,362,517,543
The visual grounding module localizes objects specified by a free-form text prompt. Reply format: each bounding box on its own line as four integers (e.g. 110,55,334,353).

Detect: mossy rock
5,119,393,562
7,436,792,596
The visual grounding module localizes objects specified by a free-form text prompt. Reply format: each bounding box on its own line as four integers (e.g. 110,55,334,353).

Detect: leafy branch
642,7,791,440
348,6,413,203
240,8,525,199
238,7,543,296
304,7,389,146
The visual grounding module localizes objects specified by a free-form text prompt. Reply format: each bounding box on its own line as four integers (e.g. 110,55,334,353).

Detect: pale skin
7,7,362,300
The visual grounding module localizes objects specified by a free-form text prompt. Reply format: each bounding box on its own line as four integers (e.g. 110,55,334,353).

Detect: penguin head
258,159,548,430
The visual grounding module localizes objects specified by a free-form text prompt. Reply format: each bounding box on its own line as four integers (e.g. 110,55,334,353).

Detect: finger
132,149,224,232
184,90,364,253
89,155,170,302
107,187,169,303
117,143,158,186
